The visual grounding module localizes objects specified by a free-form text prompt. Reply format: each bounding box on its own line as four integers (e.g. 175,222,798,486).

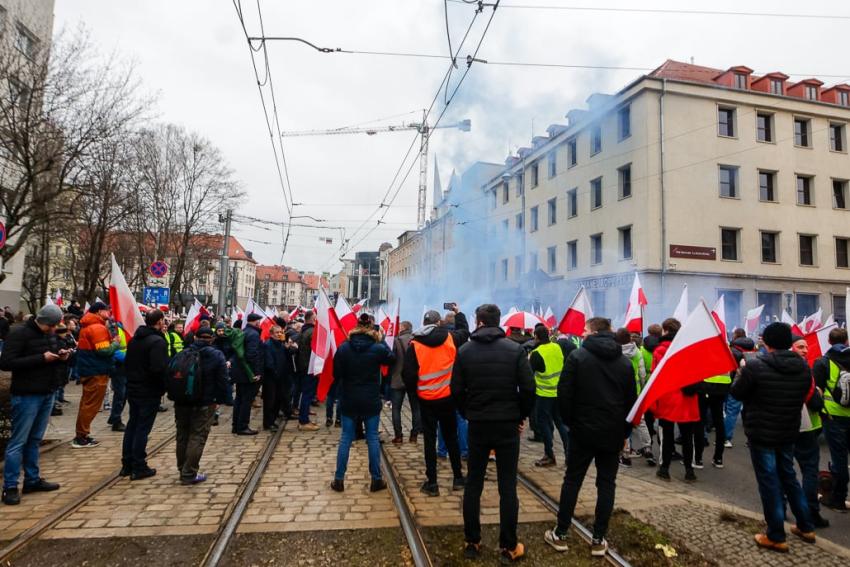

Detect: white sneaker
723,440,733,448
590,538,608,557
544,528,569,552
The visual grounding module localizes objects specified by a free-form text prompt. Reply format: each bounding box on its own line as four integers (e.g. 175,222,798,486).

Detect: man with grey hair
403,304,469,496
2,304,68,505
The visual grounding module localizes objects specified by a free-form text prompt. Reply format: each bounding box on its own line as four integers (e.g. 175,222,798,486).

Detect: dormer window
734,73,747,89
805,85,818,100
770,79,783,95
840,91,850,107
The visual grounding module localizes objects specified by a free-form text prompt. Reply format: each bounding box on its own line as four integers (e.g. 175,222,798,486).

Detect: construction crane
280,111,471,228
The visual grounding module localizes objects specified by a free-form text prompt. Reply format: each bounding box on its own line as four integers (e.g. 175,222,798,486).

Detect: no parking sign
149,260,168,278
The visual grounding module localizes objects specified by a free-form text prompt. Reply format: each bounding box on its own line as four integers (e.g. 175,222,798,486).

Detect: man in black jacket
402,305,469,497
451,304,534,563
730,322,816,552
122,310,169,481
545,317,636,558
1,304,67,505
294,311,319,431
231,313,264,435
175,326,229,485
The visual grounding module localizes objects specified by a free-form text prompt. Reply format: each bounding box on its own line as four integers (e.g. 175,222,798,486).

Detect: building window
718,107,736,137
590,125,602,155
761,231,779,263
836,237,849,268
756,113,773,142
515,173,524,197
567,240,577,270
834,180,848,209
770,79,783,95
590,233,603,265
721,228,740,261
840,91,850,107
799,234,816,266
591,177,603,209
719,289,744,329
548,151,556,178
758,170,776,202
547,246,557,273
502,219,509,234
515,255,524,279
567,137,577,167
757,292,782,329
830,123,845,152
515,212,524,231
15,24,38,60
719,165,738,198
547,198,557,226
530,206,539,232
796,175,813,206
502,182,509,204
618,105,631,140
490,189,497,209
501,258,509,281
8,77,30,108
797,293,819,319
529,251,538,272
734,73,747,89
618,164,632,199
619,226,633,260
805,85,818,100
835,294,847,326
529,163,539,188
567,188,578,217
794,118,811,147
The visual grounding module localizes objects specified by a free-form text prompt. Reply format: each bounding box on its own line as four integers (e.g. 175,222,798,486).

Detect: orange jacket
76,312,117,377
412,334,456,401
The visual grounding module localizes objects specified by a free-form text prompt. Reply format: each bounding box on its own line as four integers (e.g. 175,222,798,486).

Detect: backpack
166,348,203,403
829,361,850,407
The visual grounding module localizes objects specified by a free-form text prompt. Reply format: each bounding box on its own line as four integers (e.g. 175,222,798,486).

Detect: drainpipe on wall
659,78,668,307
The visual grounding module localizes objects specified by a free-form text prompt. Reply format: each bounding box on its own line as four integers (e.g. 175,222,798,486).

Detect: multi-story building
254,265,304,308
301,272,328,307
387,231,422,288
481,59,850,329
0,0,55,309
348,251,381,306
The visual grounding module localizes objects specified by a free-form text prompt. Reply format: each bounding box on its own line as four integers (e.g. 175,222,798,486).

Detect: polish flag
84,301,90,313
289,305,303,320
782,310,803,336
379,298,401,349
800,308,823,334
623,273,648,334
352,298,368,314
183,299,210,336
711,295,727,339
823,313,835,330
745,305,765,335
544,306,557,329
45,295,54,306
109,254,145,338
627,300,737,425
245,298,274,340
335,295,358,335
310,288,344,401
805,322,838,366
558,287,594,336
54,289,63,307
672,284,689,322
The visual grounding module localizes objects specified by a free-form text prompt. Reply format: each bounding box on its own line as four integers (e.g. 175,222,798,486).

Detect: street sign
142,286,170,305
0,221,6,249
149,260,169,278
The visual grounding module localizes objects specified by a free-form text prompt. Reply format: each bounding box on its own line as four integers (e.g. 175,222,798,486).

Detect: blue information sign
142,286,170,305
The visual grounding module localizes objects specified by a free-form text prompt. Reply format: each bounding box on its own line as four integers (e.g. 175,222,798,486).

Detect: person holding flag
230,313,264,435
294,311,319,431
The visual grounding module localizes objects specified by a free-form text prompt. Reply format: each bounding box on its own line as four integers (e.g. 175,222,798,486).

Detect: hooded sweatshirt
558,332,636,452
401,312,469,394
813,343,850,397
332,326,394,417
76,312,118,378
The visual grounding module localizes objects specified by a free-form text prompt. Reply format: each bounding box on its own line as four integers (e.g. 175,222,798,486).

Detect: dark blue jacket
332,327,394,417
230,324,264,384
175,342,229,406
264,338,295,384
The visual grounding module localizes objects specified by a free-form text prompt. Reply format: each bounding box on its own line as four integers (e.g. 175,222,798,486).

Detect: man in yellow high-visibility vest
529,325,568,468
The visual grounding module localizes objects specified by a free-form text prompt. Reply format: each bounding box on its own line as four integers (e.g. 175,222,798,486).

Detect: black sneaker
71,437,99,448
693,460,704,470
22,479,60,493
111,422,126,432
119,466,131,477
712,458,724,469
51,406,63,416
131,467,157,481
656,466,670,480
420,481,440,497
684,468,697,482
330,479,344,492
334,419,341,428
811,512,830,528
464,542,481,559
2,487,20,505
325,418,333,427
452,476,466,490
670,450,683,461
370,479,387,492
618,456,632,468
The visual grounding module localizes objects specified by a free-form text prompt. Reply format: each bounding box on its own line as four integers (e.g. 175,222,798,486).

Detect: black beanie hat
763,322,792,350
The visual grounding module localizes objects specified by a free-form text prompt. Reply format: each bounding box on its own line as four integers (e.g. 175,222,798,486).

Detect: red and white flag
109,254,145,338
558,287,594,336
310,288,345,401
289,305,303,320
782,310,803,336
183,299,210,336
673,284,689,322
623,273,648,334
823,313,835,330
627,300,737,425
805,322,838,366
245,298,275,340
45,295,54,306
335,295,358,335
352,298,368,314
54,289,63,307
84,301,90,313
711,295,727,339
745,305,765,335
800,308,823,334
544,306,557,329
380,298,401,349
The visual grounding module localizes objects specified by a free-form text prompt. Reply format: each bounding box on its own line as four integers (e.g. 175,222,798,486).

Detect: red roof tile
649,59,724,85
256,265,303,283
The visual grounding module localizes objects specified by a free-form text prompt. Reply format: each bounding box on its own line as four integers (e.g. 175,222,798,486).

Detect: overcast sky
54,0,850,274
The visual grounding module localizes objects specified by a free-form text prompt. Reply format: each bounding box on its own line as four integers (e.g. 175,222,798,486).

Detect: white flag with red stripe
805,322,838,366
381,298,401,349
109,254,145,338
627,300,737,425
352,298,368,314
335,295,358,335
782,310,803,336
711,295,727,339
544,306,557,329
183,299,209,336
54,289,63,307
745,305,764,335
558,287,594,336
800,308,823,334
623,273,648,334
309,288,335,376
673,284,689,322
84,301,90,313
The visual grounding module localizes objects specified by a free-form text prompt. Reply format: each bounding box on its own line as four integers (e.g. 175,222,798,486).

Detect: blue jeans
794,429,821,514
824,416,850,505
748,443,813,542
3,393,55,488
724,395,742,441
121,398,160,473
438,411,468,458
335,414,381,481
298,374,317,424
326,381,340,421
109,369,127,424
